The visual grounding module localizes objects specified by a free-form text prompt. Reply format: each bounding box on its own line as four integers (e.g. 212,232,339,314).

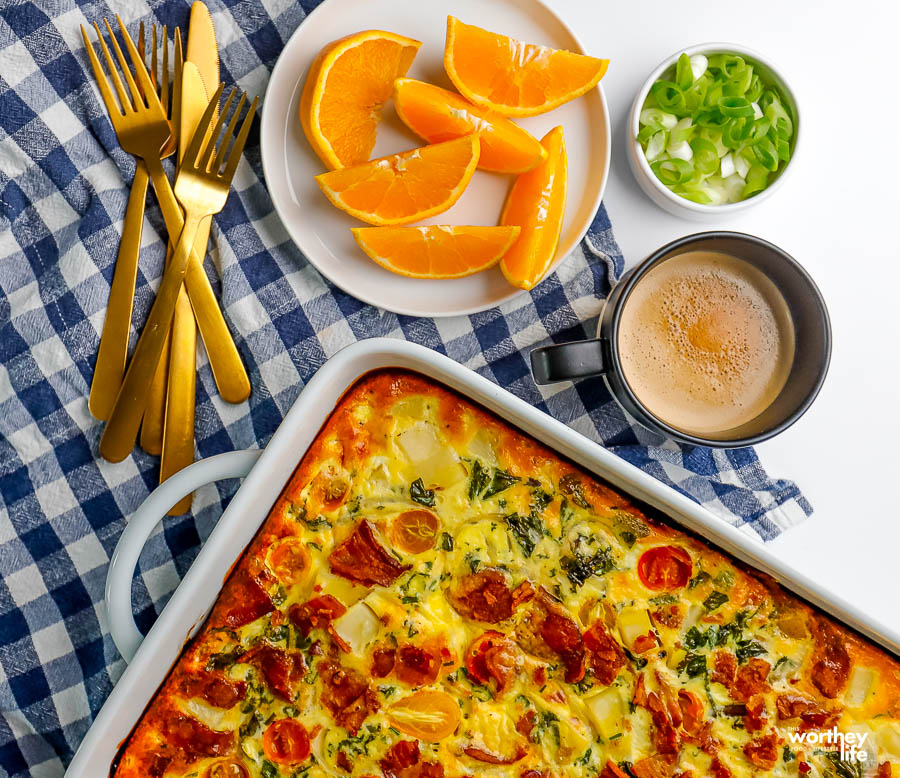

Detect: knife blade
186,1,219,98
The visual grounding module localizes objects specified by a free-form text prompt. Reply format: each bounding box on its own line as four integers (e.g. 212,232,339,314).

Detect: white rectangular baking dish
66,338,900,776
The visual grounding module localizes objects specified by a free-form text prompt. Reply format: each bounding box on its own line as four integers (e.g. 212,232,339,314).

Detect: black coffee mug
530,231,831,447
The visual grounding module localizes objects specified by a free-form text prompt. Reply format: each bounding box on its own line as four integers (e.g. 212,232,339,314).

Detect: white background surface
546,0,900,628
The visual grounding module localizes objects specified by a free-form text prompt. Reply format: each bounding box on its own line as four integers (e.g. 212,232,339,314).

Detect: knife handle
160,282,196,515
89,161,149,421
144,158,250,404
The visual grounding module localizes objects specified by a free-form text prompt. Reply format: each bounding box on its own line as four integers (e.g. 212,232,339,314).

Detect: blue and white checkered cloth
0,0,813,774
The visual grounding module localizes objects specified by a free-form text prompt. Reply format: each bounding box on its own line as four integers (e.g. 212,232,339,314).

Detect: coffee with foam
618,251,795,435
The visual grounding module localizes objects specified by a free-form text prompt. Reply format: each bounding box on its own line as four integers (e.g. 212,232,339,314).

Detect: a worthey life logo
788,727,869,762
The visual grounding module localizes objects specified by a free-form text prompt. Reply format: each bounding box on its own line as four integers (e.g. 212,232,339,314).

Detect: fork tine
172,29,183,134
211,92,246,172
184,82,225,169
81,26,121,116
201,88,236,171
150,23,158,94
104,19,143,110
222,96,258,181
138,21,144,61
116,15,158,110
93,22,130,112
161,25,169,115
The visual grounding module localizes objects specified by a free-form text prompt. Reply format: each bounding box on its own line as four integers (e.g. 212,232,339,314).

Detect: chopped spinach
677,652,707,678
409,478,436,507
504,511,543,557
649,593,678,606
467,459,489,500
782,745,796,763
531,488,553,512
261,759,278,778
562,547,615,588
532,710,561,747
735,639,767,664
703,591,729,611
483,468,521,499
620,530,637,547
440,532,454,551
559,473,590,509
302,515,332,530
822,751,864,778
205,646,245,672
688,570,711,589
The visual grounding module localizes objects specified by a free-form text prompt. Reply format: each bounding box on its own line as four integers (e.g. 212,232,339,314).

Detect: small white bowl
627,42,800,221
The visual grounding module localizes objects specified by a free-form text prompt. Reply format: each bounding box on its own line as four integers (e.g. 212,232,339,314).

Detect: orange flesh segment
444,16,609,117
500,126,567,290
393,78,546,173
300,30,421,169
315,135,480,226
352,225,520,279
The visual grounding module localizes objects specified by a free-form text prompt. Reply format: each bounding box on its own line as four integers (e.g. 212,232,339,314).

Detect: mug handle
530,339,607,384
106,449,263,663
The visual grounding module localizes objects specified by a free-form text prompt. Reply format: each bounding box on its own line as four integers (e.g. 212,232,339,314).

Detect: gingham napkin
0,0,812,774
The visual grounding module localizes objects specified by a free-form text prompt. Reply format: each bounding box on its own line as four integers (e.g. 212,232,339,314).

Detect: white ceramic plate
260,0,610,317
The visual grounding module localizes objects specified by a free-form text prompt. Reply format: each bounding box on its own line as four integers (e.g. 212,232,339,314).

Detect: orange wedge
444,17,609,117
393,78,546,173
500,126,567,290
352,225,520,278
300,30,421,169
315,135,480,226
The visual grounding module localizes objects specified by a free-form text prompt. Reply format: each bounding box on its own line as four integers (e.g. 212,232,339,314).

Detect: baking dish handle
106,449,263,663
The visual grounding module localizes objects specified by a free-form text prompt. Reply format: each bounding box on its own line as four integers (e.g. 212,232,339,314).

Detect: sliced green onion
742,162,769,198
646,131,666,161
651,157,693,185
690,137,719,175
718,96,754,118
640,108,677,129
638,50,795,203
676,53,694,89
651,81,687,115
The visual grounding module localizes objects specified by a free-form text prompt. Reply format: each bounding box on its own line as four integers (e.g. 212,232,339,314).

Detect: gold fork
140,24,183,456
100,86,258,462
81,18,251,409
88,22,177,422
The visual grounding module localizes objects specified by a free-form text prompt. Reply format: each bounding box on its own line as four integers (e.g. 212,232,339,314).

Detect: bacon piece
466,631,521,692
319,661,379,735
394,645,441,687
180,673,247,709
381,740,419,778
463,745,527,764
329,520,410,587
810,620,850,698
652,604,684,629
371,646,397,678
336,750,353,772
775,693,840,730
449,569,518,623
515,710,536,738
654,670,682,728
710,758,732,778
710,650,736,688
583,621,627,686
515,588,585,683
252,645,306,701
221,570,274,628
632,755,676,778
677,690,704,735
875,763,892,778
289,594,346,636
732,658,771,701
744,694,767,732
601,761,633,778
161,712,232,759
632,674,680,755
743,731,779,770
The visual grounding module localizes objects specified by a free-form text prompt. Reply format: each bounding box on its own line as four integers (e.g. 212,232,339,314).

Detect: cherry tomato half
392,509,440,554
262,719,310,765
267,538,311,586
205,761,249,778
637,545,692,591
